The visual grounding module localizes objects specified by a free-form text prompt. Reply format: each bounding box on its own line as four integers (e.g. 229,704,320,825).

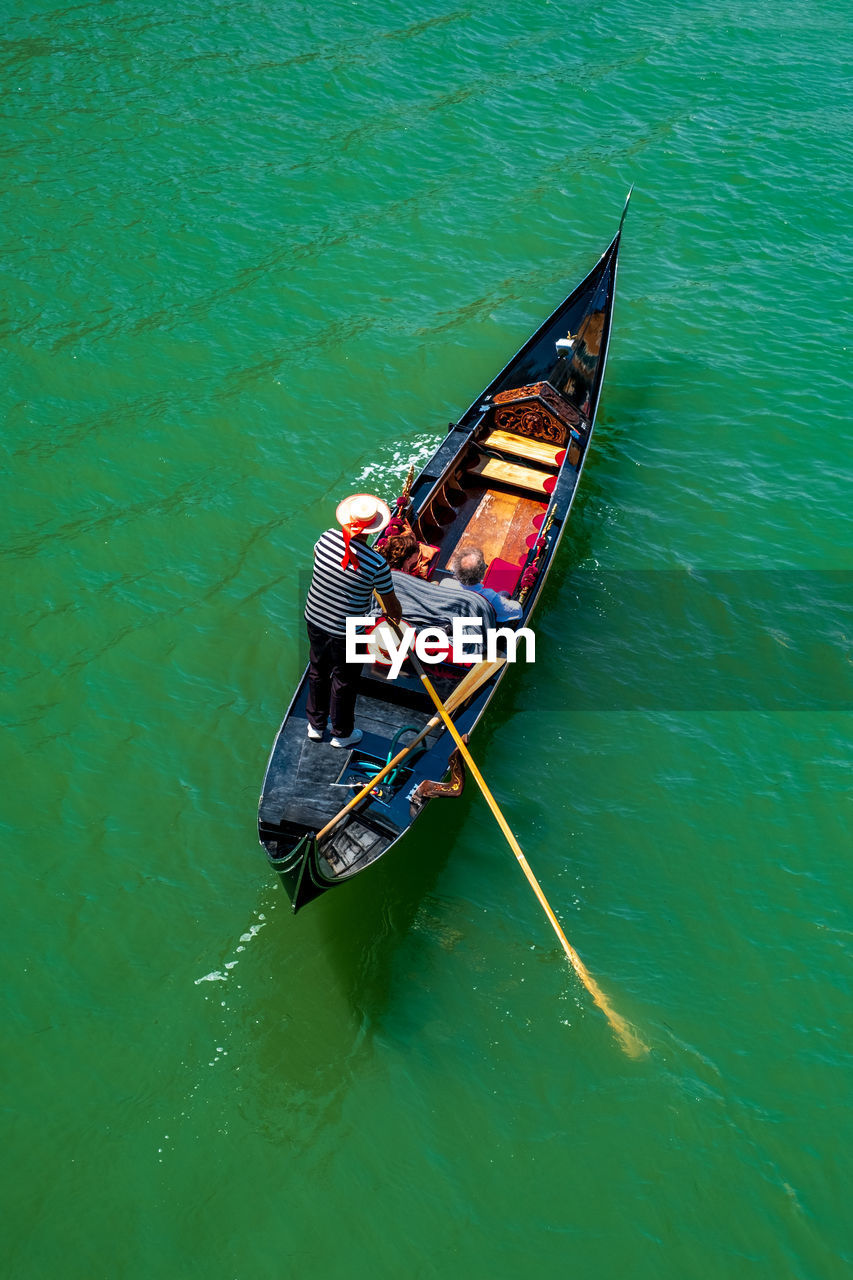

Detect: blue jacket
464,583,523,624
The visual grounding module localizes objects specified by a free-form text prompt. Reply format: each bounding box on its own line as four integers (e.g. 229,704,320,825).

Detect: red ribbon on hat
341,516,373,572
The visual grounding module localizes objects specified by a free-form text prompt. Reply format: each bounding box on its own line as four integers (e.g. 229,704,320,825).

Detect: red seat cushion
483,556,523,594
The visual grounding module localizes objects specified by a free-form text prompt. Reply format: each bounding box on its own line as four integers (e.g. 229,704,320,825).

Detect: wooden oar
314,657,505,843
381,612,647,1059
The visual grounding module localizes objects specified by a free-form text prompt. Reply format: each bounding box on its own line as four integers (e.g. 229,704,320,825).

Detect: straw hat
335,493,391,535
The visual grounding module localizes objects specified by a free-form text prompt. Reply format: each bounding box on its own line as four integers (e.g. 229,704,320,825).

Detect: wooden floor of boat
436,487,546,571
260,690,434,832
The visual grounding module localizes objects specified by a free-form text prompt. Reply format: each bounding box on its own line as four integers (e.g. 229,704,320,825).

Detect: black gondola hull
258,205,628,910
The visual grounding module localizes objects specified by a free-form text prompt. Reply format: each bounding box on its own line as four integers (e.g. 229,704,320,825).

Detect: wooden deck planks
442,488,546,571
260,688,433,830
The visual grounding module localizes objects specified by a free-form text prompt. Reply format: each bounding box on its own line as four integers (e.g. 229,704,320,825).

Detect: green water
3,1,851,1276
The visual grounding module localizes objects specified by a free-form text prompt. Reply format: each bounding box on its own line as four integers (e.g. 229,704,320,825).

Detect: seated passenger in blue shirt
448,545,523,623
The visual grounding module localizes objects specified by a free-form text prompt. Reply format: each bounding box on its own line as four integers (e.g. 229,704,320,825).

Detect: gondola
258,195,630,912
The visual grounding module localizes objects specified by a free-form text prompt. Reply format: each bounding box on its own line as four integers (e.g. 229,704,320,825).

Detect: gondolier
304,493,402,749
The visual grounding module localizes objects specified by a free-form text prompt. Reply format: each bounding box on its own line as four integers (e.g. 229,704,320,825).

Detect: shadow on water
222,809,470,1148
315,796,468,1022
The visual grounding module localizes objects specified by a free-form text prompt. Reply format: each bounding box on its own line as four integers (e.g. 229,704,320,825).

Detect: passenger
380,532,420,574
448,545,523,623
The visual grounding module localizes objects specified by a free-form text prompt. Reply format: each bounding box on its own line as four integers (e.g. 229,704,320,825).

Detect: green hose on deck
351,724,420,794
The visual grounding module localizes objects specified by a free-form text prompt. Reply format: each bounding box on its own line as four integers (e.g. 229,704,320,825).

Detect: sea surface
2,1,851,1276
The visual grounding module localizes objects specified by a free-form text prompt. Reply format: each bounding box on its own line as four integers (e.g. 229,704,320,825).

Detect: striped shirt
304,529,394,636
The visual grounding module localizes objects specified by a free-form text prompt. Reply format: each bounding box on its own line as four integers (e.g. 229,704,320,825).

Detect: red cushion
483,557,523,594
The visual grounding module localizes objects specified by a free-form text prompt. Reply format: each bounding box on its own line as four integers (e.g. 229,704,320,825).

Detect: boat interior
411,379,589,599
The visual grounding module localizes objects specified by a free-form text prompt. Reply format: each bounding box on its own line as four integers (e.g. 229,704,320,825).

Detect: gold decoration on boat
410,744,467,810
494,405,565,444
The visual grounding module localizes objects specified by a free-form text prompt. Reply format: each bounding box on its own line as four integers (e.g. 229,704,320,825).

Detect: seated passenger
373,564,496,658
448,545,523,623
381,532,420,574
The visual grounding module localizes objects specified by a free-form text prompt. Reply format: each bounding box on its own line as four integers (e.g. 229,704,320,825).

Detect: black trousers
305,621,361,738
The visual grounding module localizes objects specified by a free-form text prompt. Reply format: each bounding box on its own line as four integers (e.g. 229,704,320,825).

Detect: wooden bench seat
475,456,553,496
483,429,563,469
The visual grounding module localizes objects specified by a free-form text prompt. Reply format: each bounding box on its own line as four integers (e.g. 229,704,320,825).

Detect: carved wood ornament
491,381,582,448
410,743,466,811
